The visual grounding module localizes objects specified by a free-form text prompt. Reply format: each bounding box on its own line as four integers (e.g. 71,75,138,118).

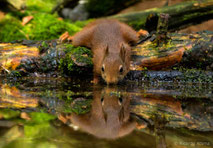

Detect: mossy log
131,30,213,71
112,0,213,31
0,30,213,83
85,0,141,18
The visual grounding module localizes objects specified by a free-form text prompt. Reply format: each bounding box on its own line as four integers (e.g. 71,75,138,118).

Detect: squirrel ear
120,43,126,62
105,45,109,56
103,45,109,60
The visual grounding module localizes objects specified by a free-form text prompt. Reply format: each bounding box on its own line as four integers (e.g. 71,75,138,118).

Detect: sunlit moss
73,19,93,28
0,109,20,119
0,16,27,42
26,0,58,13
0,12,82,42
23,12,81,40
28,112,56,124
21,112,56,137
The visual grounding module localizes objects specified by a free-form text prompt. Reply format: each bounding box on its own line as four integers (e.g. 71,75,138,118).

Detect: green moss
0,12,82,42
0,0,61,42
0,109,20,119
8,71,22,78
24,122,53,138
180,68,213,83
23,13,81,40
24,112,56,138
125,15,148,30
0,16,27,42
73,19,93,28
148,38,174,53
38,41,50,53
26,0,57,13
59,44,93,75
64,98,92,114
0,0,91,42
36,88,93,114
28,112,56,124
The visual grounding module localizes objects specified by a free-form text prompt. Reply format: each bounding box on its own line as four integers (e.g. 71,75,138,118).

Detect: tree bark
112,0,213,31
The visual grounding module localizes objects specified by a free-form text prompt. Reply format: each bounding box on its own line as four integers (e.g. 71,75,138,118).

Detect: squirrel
71,19,139,84
58,87,136,139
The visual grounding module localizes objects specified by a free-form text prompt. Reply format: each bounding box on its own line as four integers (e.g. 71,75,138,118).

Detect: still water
0,77,213,148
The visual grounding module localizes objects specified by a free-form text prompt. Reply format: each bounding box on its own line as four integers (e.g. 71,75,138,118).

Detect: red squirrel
72,19,139,84
58,87,136,139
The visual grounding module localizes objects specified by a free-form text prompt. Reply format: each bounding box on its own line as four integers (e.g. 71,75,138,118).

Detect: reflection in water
59,87,137,139
0,78,213,147
0,84,38,108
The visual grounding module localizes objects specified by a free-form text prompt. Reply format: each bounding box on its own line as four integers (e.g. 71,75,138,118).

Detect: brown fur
72,19,139,84
67,87,136,139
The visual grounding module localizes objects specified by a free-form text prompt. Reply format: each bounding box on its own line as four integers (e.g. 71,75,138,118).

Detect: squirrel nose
106,77,118,85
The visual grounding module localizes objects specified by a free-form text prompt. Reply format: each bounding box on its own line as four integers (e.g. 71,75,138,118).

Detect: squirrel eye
119,97,123,103
101,97,104,102
118,97,122,106
119,66,123,73
101,97,104,106
101,66,104,72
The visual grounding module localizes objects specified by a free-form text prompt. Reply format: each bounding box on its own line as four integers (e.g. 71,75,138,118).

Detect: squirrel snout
105,76,118,85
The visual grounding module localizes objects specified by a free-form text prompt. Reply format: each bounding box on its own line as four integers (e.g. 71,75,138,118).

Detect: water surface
0,76,213,148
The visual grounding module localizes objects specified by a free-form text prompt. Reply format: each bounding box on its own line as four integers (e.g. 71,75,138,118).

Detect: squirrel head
101,43,130,84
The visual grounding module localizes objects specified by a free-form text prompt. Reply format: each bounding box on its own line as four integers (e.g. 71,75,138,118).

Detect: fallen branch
113,0,213,31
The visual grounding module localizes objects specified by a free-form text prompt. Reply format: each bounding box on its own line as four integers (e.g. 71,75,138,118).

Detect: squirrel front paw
59,31,73,43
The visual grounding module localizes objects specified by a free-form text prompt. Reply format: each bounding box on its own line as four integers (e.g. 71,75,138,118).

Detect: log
85,0,142,18
0,7,213,82
112,0,213,31
0,30,213,84
131,31,213,71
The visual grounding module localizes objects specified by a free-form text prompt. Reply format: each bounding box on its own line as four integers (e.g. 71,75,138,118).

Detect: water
0,76,213,148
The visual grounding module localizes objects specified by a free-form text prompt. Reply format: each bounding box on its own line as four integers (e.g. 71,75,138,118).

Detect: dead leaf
22,16,34,26
136,122,147,129
20,112,31,120
137,29,149,37
58,17,63,21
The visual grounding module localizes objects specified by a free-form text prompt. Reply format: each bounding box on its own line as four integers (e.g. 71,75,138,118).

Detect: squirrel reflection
59,87,136,139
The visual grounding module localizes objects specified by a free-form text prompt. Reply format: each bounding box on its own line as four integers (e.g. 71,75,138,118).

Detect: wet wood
131,31,213,71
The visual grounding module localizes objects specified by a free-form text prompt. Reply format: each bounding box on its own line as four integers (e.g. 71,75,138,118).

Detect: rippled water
0,76,213,148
